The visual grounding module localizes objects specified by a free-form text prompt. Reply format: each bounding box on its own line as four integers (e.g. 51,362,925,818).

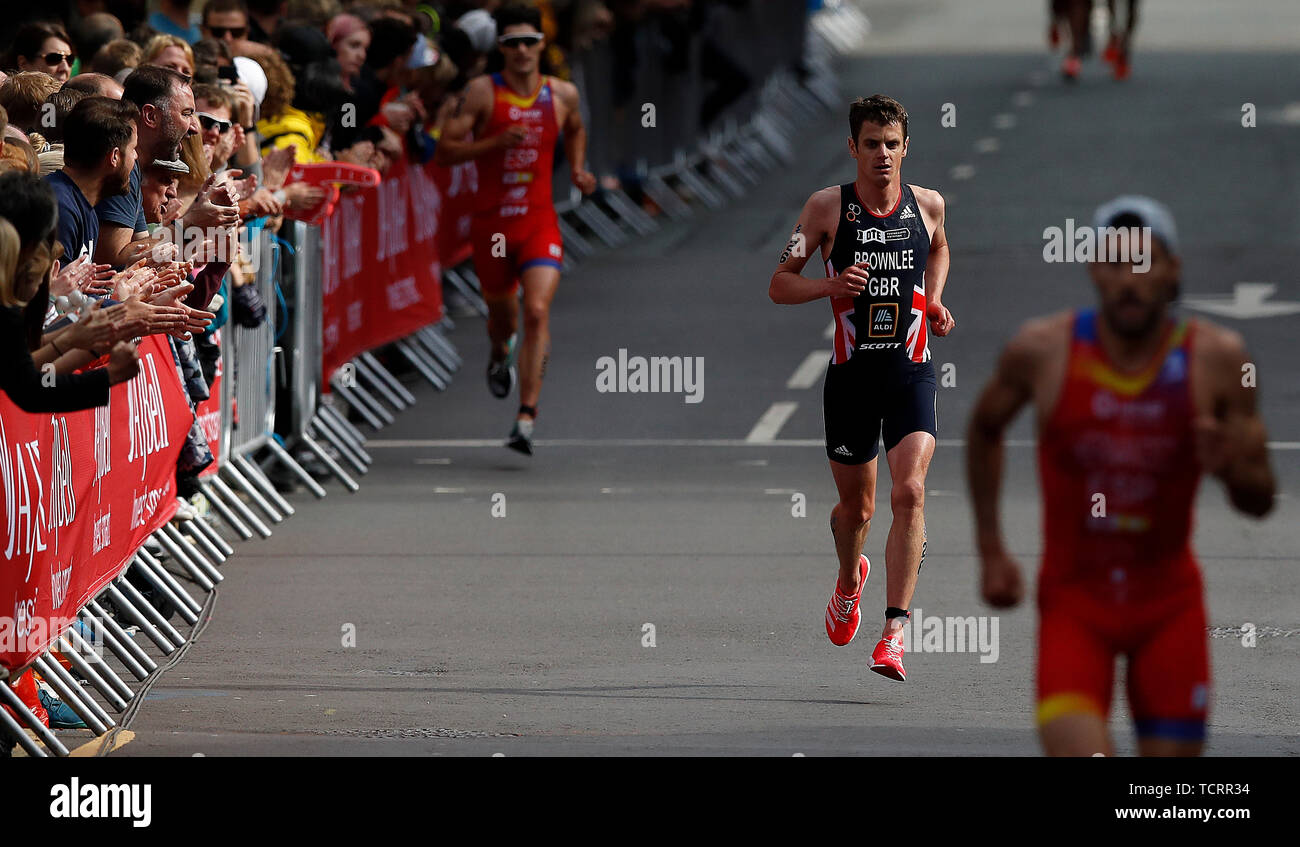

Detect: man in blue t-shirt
46,97,140,262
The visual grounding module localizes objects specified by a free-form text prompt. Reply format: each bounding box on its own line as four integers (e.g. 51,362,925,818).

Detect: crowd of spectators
2,0,764,734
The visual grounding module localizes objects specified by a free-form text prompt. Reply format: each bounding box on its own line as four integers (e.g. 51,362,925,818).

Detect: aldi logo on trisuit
869,303,897,337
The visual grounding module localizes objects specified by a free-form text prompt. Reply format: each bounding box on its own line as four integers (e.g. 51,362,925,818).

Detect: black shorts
823,356,937,464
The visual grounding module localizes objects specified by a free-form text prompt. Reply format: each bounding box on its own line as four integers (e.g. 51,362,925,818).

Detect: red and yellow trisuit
1036,308,1208,742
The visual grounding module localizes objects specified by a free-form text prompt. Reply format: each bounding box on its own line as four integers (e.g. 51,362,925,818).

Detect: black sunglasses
207,26,248,39
198,113,232,134
43,51,75,65
498,34,543,49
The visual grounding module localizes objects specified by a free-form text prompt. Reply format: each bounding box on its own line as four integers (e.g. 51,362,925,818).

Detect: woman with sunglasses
8,22,76,85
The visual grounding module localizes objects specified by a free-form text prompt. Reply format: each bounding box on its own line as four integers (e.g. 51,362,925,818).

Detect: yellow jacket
257,107,329,163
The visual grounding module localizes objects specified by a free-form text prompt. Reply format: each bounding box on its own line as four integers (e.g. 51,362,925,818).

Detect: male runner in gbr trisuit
967,197,1275,755
435,4,596,455
769,95,955,681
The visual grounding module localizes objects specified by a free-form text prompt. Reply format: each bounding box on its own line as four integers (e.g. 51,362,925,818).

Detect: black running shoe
506,418,534,455
487,335,518,398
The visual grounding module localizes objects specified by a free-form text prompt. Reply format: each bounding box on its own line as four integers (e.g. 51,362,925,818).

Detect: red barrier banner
0,335,193,672
319,155,453,383
196,330,223,479
434,160,479,270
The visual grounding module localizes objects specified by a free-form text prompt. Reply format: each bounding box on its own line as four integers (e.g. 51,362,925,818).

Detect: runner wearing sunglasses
435,5,596,455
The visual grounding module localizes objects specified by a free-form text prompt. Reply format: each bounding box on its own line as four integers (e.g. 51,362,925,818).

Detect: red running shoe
1061,55,1081,82
870,633,907,682
1112,53,1131,81
825,554,870,646
1103,35,1121,64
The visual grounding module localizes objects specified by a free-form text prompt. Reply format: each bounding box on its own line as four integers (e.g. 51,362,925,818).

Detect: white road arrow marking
746,402,799,442
1183,283,1300,319
787,350,830,389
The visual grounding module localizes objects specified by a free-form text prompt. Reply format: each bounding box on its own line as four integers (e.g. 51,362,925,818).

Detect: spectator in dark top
46,96,140,261
0,176,138,413
6,22,77,85
352,15,417,127
247,0,289,45
149,0,203,43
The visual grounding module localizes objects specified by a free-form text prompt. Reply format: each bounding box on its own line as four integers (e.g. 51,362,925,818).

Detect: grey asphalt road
117,0,1299,756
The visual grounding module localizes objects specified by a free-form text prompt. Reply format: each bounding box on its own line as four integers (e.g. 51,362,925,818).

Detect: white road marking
993,112,1017,129
433,486,466,493
367,439,1300,450
1012,91,1034,108
787,350,830,389
746,402,800,442
950,164,976,180
764,488,798,494
415,458,452,465
974,137,1000,154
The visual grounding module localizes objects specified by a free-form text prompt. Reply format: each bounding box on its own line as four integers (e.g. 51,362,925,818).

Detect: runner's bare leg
829,458,877,594
882,431,935,636
516,264,561,417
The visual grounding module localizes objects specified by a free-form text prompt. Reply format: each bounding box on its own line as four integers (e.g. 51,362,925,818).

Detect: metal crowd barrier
4,4,846,755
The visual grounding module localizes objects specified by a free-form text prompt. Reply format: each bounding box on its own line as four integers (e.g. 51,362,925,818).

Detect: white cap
456,9,498,54
232,56,268,115
1092,195,1179,255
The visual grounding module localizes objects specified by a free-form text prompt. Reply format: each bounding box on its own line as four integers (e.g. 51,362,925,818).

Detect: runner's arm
916,187,950,305
966,324,1043,556
558,81,594,192
768,190,854,304
434,78,507,166
1199,327,1275,517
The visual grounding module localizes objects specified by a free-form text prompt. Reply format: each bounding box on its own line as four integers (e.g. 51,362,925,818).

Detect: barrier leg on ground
315,403,371,463
442,268,488,317
265,437,328,498
199,480,255,541
359,352,417,405
87,600,157,674
234,454,296,517
153,528,219,590
0,676,67,757
52,634,128,713
114,578,186,647
298,429,360,492
394,339,450,390
31,655,110,735
209,476,273,538
62,629,135,708
352,356,409,411
311,411,371,474
131,556,201,624
103,585,175,653
176,516,227,564
81,607,152,680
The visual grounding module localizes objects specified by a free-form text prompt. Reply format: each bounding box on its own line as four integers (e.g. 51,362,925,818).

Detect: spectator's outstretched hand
106,341,140,385
60,300,120,354
262,145,296,189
